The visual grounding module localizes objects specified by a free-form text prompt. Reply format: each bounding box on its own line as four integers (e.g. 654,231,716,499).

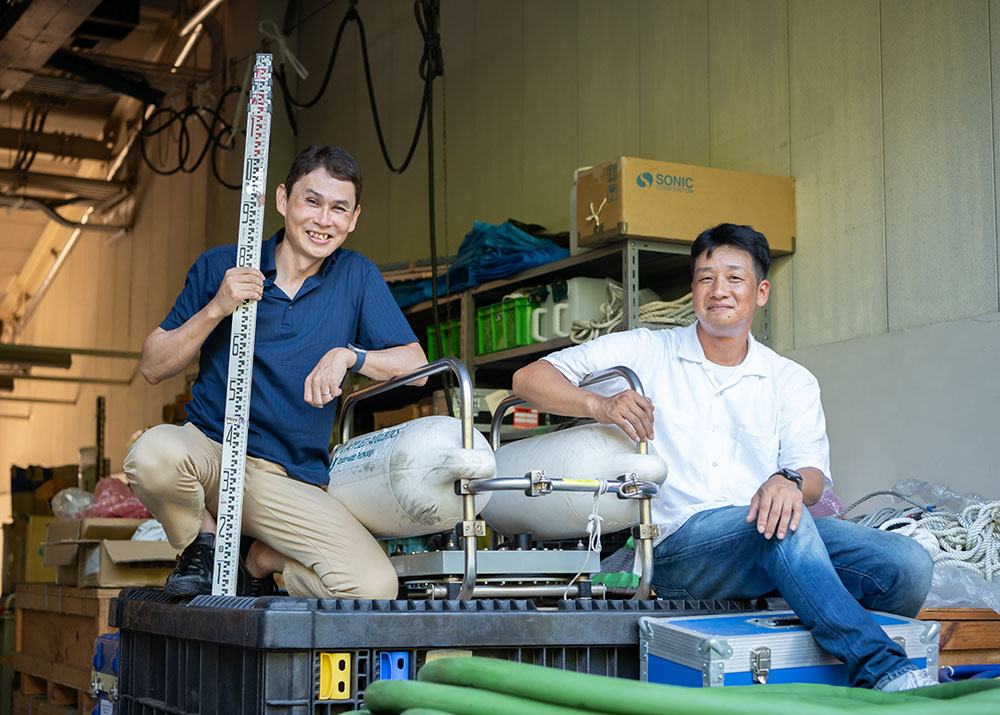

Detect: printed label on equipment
513,406,539,430
329,424,407,470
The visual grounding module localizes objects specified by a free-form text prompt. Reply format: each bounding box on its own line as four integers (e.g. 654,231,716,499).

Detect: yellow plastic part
318,652,352,700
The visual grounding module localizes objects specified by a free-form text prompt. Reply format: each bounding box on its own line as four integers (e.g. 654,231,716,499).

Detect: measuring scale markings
213,53,273,596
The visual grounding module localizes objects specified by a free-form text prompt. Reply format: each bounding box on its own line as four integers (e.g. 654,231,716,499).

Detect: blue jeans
651,507,934,688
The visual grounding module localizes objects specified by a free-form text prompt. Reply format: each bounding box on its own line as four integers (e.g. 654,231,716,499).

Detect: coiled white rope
570,282,695,343
887,502,1000,580
840,490,1000,579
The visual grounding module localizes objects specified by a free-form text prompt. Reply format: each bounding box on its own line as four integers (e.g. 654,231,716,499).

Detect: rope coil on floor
839,490,1000,580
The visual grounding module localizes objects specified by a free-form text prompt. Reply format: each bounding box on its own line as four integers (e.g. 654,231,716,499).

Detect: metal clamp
616,472,658,499
456,519,487,538
631,523,661,541
525,469,552,496
91,670,118,702
750,646,771,684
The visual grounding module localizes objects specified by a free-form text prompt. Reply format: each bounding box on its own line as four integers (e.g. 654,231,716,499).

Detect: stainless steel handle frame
337,356,475,449
489,365,656,600
334,356,480,600
489,365,648,455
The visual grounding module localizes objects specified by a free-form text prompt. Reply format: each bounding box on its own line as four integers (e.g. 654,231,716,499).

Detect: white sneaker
879,668,939,691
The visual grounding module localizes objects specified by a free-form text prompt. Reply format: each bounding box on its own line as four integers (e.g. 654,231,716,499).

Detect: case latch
750,646,772,684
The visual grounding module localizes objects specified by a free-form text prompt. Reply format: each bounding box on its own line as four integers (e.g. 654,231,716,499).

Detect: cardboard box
575,157,795,254
372,404,423,431
2,516,57,590
43,518,179,588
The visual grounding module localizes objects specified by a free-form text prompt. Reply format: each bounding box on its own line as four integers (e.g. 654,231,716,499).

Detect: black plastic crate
112,590,764,714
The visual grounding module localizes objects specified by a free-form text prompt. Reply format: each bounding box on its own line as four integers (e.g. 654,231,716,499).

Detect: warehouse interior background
1,0,998,525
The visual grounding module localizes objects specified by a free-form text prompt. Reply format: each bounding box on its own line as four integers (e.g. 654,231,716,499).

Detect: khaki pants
123,422,398,599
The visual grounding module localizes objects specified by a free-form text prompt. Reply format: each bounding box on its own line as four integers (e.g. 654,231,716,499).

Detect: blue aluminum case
639,609,940,687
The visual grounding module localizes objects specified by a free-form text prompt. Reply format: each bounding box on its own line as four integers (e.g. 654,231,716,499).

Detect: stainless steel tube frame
425,583,608,600
337,356,474,448
489,365,648,455
335,357,480,599
489,365,656,599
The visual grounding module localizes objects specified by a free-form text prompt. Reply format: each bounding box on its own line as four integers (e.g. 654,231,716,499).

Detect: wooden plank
15,583,120,617
939,649,1000,667
937,620,1000,651
787,0,886,347
47,681,76,706
0,0,103,93
18,610,101,668
12,690,45,715
881,0,997,331
34,700,77,715
13,653,90,693
919,608,1000,621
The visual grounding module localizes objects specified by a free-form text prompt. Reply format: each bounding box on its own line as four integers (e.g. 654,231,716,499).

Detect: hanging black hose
138,84,242,179
272,0,448,375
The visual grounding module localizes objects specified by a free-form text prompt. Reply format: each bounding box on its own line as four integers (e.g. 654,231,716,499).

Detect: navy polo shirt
161,230,418,487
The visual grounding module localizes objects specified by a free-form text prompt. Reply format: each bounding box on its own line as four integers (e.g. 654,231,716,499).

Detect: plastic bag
51,487,95,520
130,520,168,542
807,489,846,518
82,477,152,519
923,563,1000,612
891,478,987,513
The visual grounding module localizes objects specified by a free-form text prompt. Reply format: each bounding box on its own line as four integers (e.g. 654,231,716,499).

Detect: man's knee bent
124,424,194,496
320,558,398,600
882,535,934,617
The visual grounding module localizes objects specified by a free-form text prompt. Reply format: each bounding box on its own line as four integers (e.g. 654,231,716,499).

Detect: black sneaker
164,532,215,597
237,537,278,597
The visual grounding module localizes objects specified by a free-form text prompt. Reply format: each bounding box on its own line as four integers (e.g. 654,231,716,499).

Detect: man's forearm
140,305,226,384
511,360,598,419
799,466,825,507
359,342,428,384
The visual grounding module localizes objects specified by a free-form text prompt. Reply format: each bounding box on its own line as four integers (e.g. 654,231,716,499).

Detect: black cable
137,85,243,181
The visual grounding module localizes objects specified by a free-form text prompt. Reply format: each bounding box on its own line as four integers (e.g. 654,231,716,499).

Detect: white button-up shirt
543,322,831,540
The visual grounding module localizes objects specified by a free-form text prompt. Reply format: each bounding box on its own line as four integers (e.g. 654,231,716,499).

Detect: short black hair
283,145,362,206
690,223,770,282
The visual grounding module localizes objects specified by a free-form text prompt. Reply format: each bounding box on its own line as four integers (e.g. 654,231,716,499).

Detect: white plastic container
530,294,566,342
328,416,495,538
481,423,667,540
552,277,611,337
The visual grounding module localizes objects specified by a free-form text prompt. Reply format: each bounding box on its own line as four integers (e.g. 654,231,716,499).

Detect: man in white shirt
512,223,935,691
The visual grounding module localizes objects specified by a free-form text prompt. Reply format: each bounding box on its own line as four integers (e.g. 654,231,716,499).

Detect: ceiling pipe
179,0,224,37
0,196,128,233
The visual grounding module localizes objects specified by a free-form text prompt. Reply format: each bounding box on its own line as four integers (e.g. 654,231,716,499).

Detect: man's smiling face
691,245,769,339
275,167,361,264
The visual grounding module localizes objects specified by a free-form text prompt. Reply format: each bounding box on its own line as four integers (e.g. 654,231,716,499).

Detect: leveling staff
125,145,427,599
513,224,937,691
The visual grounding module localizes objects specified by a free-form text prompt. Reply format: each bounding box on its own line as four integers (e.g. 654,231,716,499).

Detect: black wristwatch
347,343,367,373
776,467,803,490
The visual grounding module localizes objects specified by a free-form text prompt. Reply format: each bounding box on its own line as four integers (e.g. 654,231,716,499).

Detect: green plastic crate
426,319,461,361
476,298,536,354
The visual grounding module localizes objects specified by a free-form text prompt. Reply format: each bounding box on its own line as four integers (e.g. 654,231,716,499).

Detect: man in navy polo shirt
124,145,426,599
